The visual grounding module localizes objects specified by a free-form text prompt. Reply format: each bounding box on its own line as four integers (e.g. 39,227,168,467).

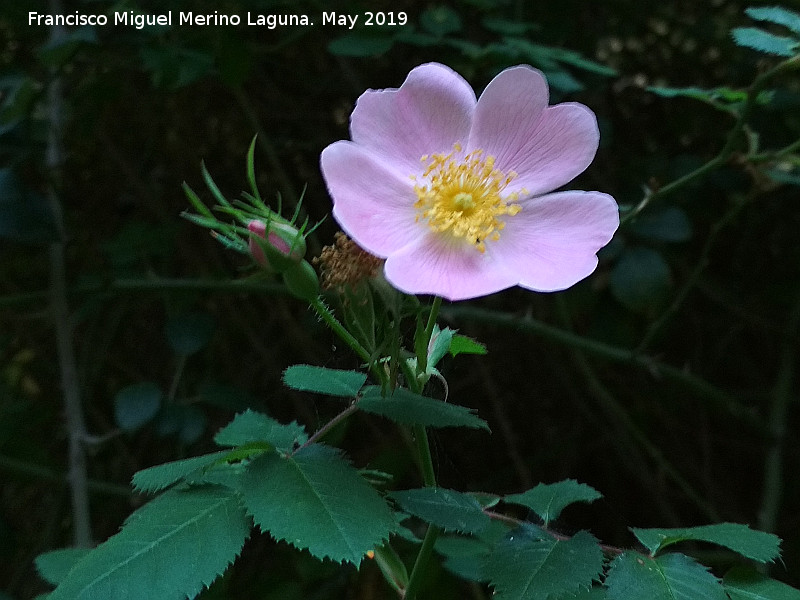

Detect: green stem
403,523,440,600
623,55,800,225
309,296,385,385
413,424,437,488
402,297,443,598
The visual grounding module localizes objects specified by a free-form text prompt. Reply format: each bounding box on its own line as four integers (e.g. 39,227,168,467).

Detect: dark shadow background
1,0,798,597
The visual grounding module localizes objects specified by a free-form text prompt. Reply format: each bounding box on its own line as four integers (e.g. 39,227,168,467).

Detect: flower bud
248,219,307,273
282,259,320,302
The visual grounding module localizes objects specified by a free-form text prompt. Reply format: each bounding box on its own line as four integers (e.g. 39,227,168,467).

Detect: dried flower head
314,232,383,291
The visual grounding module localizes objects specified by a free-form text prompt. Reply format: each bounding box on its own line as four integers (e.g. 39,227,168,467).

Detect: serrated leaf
745,6,800,36
724,565,800,600
283,364,366,397
165,312,215,355
486,530,604,600
556,588,609,599
36,548,92,585
214,409,307,450
606,552,727,600
131,451,231,494
238,444,395,565
449,334,488,357
732,27,798,56
504,480,602,526
49,487,251,600
113,382,162,431
389,488,490,534
631,523,781,563
358,386,489,431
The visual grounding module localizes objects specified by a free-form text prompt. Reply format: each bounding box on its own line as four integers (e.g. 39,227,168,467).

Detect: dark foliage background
1,0,798,597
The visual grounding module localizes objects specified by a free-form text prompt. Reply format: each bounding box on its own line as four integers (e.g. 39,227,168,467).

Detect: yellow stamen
413,144,522,253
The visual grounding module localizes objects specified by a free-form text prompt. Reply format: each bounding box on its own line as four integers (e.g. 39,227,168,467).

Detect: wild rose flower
320,63,619,301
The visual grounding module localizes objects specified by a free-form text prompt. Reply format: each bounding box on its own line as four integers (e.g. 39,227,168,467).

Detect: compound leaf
358,386,489,431
283,364,366,397
214,409,307,450
504,480,602,526
389,488,490,534
49,486,251,600
606,552,727,600
631,523,781,563
745,6,800,35
724,565,800,600
486,529,603,600
731,27,798,56
239,444,395,565
132,451,231,494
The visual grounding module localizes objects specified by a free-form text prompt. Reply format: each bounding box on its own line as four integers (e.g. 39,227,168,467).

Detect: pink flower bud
248,219,307,272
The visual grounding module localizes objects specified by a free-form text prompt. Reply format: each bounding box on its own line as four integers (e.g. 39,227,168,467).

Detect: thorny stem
47,0,92,548
309,296,386,386
623,55,800,224
556,299,720,521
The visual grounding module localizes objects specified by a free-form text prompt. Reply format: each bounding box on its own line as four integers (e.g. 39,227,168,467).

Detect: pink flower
320,63,619,301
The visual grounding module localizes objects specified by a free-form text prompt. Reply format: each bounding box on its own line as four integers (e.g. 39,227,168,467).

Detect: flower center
412,144,522,253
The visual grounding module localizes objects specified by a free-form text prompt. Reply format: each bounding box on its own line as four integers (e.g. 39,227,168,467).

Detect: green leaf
724,565,800,600
631,206,692,243
131,451,231,494
449,334,488,357
389,488,491,534
765,168,800,187
630,523,781,563
283,364,367,397
504,480,602,526
113,382,162,431
610,246,672,316
731,27,798,57
420,6,462,36
427,326,454,371
358,386,490,431
606,552,727,600
486,529,604,600
557,588,609,599
49,487,251,600
238,444,395,564
646,85,748,104
745,6,800,36
36,548,92,585
165,312,215,355
327,34,394,57
214,409,307,450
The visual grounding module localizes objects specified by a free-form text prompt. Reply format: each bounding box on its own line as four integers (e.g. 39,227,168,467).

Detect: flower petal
384,235,518,301
320,141,419,257
493,191,619,291
350,63,476,176
470,66,599,196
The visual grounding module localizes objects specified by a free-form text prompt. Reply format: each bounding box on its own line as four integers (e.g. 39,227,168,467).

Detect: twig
46,0,92,547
